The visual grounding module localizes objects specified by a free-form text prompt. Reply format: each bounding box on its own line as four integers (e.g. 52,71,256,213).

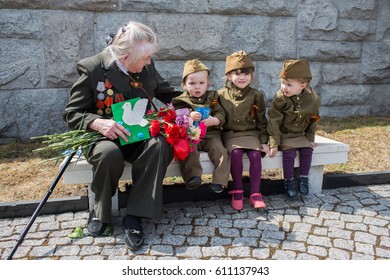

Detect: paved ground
0,184,389,260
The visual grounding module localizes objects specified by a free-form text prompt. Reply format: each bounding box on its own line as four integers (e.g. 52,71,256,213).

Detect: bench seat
61,135,350,211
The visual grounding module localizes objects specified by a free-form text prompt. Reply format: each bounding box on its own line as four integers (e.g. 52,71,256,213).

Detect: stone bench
60,135,350,212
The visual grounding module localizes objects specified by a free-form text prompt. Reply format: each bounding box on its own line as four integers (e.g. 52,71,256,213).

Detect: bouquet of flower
146,104,207,161
32,103,206,163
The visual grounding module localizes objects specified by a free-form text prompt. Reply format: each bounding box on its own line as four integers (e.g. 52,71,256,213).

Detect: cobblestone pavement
0,184,389,260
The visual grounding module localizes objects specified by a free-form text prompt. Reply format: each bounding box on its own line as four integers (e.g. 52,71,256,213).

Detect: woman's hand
311,142,318,148
89,118,131,142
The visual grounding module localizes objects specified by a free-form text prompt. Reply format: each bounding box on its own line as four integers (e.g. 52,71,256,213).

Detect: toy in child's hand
194,107,210,126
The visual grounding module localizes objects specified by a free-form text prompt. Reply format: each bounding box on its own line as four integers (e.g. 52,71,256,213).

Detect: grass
0,115,389,202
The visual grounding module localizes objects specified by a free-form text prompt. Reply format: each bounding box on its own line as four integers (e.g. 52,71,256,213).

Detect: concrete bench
60,135,350,212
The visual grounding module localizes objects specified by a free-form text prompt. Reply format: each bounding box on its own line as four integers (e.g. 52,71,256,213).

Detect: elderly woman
63,21,179,250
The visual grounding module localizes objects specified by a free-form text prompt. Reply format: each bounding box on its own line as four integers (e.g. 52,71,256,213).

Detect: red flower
149,120,161,137
199,122,207,138
165,124,180,145
145,104,207,161
164,109,176,123
173,138,190,161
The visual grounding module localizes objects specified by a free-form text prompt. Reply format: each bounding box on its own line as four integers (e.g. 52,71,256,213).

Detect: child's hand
190,111,202,121
311,142,318,148
269,147,278,157
261,144,270,154
201,116,220,127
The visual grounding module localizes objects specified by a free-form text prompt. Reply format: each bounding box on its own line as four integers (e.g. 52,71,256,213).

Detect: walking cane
6,151,77,260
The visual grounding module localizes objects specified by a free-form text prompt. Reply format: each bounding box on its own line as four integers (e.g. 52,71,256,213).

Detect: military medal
96,100,105,115
115,93,124,103
130,81,143,88
104,96,113,107
107,89,114,96
97,92,105,100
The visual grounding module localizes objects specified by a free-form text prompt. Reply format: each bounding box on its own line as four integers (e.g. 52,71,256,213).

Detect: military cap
182,59,210,82
280,59,312,81
225,50,254,74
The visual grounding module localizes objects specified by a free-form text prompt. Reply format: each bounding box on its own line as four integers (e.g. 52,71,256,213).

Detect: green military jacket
267,88,321,147
63,49,179,130
171,90,225,137
218,85,269,144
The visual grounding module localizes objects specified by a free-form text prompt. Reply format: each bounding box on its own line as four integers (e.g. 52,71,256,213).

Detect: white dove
121,99,149,127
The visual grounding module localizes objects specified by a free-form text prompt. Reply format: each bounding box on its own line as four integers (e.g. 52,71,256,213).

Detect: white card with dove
111,98,151,145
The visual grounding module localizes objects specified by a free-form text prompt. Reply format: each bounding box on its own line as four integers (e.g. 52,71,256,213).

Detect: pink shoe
228,190,244,210
249,193,266,209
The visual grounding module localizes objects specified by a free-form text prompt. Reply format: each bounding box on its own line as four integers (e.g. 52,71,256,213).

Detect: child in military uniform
267,59,321,197
218,51,269,210
171,59,230,193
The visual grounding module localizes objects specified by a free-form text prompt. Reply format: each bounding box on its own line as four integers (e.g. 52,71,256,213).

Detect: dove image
122,99,149,127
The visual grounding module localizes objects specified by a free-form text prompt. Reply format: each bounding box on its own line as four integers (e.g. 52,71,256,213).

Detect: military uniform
267,59,320,197
267,88,321,150
63,49,179,222
218,85,269,152
171,90,230,186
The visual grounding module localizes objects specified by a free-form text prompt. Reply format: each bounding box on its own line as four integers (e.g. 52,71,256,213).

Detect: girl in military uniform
171,59,229,193
218,51,269,210
267,59,321,197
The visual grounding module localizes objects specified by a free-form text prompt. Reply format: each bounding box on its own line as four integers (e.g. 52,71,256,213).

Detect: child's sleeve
256,92,269,144
267,94,285,147
211,91,226,127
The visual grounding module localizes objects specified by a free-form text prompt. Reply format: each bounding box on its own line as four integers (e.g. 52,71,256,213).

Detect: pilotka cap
182,59,210,82
225,50,254,74
280,59,312,81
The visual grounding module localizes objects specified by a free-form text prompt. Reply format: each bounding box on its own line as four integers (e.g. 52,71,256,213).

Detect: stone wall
1,0,389,141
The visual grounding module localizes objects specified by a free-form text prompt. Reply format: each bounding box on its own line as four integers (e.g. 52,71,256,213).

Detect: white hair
105,21,158,65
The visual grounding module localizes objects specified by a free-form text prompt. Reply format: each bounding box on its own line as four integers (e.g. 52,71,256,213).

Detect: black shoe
284,179,298,198
209,184,225,194
186,176,201,190
298,176,309,195
87,210,108,237
122,215,143,251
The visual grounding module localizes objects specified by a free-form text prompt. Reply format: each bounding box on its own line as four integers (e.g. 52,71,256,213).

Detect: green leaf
67,226,84,239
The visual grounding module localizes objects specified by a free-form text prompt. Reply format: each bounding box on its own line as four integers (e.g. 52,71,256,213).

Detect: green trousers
88,135,173,223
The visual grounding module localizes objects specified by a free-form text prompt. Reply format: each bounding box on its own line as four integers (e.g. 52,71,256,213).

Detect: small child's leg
230,148,244,188
228,148,244,210
297,147,313,195
247,149,266,208
282,149,298,198
282,149,296,180
298,147,313,177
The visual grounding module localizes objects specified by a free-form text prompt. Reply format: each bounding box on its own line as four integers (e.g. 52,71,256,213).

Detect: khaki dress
218,85,269,153
267,89,321,150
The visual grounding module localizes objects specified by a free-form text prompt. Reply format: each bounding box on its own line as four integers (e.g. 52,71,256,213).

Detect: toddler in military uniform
267,59,321,197
218,51,269,210
171,59,230,193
